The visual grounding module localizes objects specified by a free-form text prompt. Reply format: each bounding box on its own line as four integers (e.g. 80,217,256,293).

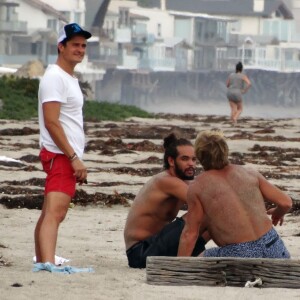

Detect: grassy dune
0,75,153,121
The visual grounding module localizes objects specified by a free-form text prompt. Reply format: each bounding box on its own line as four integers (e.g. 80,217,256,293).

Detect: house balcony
139,57,176,71
0,20,27,33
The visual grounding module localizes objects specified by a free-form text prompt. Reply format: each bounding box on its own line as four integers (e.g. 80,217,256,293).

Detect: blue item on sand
33,262,94,274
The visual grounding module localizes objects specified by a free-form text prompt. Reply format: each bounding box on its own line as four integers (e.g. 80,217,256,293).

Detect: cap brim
69,30,92,40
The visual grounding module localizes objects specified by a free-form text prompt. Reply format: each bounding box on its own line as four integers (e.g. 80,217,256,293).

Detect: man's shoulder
154,171,187,187
41,65,61,80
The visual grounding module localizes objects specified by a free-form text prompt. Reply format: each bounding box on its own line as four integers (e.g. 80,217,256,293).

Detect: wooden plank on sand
146,257,300,288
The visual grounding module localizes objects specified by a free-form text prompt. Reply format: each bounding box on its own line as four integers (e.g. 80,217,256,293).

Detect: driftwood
146,257,300,288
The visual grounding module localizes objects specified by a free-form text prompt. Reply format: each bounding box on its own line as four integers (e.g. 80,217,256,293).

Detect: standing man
34,23,91,267
178,130,291,258
124,133,208,268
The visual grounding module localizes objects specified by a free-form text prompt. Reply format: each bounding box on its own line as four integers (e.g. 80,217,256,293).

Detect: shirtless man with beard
124,133,208,268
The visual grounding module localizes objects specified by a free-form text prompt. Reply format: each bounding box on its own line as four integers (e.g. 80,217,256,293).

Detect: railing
242,59,300,72
0,20,27,33
139,57,176,71
243,59,282,71
213,56,300,72
0,54,38,65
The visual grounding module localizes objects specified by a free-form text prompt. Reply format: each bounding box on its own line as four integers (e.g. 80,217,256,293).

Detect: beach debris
0,127,39,136
0,116,299,213
0,156,25,167
0,255,12,267
19,154,40,163
245,277,263,288
0,156,22,163
127,140,162,152
136,156,162,164
11,283,23,287
73,189,132,207
254,128,275,134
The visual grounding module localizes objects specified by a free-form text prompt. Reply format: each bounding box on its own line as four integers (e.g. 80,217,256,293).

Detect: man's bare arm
178,188,204,256
258,172,292,225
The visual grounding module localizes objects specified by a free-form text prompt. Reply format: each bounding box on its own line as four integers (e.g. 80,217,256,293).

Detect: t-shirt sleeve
39,72,67,104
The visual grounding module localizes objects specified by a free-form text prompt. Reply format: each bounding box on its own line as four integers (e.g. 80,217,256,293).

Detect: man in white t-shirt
34,23,91,267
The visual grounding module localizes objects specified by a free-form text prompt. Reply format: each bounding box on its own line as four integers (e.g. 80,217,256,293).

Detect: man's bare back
124,171,188,250
178,130,291,259
190,165,272,246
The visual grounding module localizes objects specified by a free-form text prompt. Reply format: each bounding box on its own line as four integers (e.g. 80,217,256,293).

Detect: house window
47,19,57,30
263,19,292,42
196,21,203,42
62,11,70,21
230,20,241,32
31,43,37,55
157,23,161,37
74,12,81,24
119,8,129,27
6,6,14,21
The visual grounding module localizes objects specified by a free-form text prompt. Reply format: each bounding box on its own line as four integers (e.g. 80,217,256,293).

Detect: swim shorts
40,147,76,197
203,227,290,259
126,217,206,268
227,90,242,103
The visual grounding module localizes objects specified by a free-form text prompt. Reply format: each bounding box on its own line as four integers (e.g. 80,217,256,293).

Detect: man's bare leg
34,191,71,263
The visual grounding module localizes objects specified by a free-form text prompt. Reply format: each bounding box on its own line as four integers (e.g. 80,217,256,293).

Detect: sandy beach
1,113,300,299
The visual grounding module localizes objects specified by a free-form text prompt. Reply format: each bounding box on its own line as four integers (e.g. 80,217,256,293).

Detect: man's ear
168,156,175,167
58,43,64,52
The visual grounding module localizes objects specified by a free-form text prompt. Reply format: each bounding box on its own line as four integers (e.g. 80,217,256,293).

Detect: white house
0,0,67,66
39,0,87,26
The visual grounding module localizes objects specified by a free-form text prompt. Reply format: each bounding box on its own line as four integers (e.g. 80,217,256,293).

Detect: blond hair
194,130,229,170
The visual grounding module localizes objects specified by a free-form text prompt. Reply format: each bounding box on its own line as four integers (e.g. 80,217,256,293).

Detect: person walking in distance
226,62,251,125
34,23,91,269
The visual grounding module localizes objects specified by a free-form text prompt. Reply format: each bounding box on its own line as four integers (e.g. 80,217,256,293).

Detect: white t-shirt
38,64,85,158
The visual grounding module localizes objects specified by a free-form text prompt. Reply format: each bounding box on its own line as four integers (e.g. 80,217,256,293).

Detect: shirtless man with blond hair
178,130,291,258
124,133,207,268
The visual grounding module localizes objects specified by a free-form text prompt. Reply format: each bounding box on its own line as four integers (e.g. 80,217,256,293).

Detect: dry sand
1,114,300,299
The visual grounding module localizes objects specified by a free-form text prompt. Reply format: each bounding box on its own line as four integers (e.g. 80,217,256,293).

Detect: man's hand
71,158,87,185
267,207,284,226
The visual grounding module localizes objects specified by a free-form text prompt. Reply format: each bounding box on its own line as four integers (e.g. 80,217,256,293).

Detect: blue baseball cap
57,23,92,44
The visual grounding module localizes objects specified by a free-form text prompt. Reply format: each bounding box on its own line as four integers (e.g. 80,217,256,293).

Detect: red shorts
39,148,76,197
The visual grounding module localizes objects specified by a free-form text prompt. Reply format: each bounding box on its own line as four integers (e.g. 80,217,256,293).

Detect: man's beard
174,161,195,180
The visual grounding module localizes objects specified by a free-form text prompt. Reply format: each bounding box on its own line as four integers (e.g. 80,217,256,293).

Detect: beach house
0,0,68,67
145,0,300,71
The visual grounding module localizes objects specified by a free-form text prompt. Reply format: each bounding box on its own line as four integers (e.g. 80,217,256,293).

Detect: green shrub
0,76,153,121
83,101,153,121
0,75,39,120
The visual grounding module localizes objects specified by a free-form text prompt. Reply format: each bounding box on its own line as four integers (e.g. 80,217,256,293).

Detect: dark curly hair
236,61,243,73
163,133,192,169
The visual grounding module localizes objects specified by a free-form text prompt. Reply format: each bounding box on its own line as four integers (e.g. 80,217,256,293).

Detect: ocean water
142,100,300,119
